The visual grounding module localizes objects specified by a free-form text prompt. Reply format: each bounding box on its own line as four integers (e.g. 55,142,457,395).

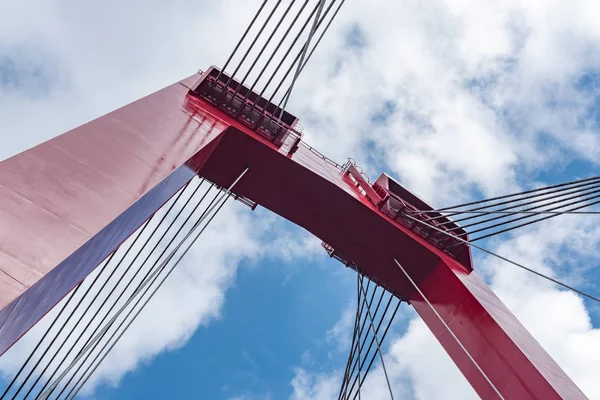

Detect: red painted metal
0,69,587,399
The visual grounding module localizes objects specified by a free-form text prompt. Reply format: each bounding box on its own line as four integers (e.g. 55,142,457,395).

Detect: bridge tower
0,66,588,399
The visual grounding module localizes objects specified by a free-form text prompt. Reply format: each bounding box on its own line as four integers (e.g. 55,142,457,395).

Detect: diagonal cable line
434,175,600,213
267,0,341,110
469,196,600,243
277,0,347,110
213,0,268,86
5,249,121,400
218,0,284,101
229,0,296,102
251,0,324,108
262,0,339,108
47,182,218,399
402,213,600,304
38,169,249,399
27,181,200,399
53,181,217,399
447,188,600,237
437,181,600,228
393,258,504,400
276,0,327,123
66,186,237,399
60,181,227,399
0,283,82,399
416,209,600,216
241,0,311,105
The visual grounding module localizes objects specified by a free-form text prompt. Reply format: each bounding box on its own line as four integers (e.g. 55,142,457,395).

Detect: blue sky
91,234,354,400
2,0,600,399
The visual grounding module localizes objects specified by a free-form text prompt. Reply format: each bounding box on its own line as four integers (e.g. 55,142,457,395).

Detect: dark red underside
0,73,586,399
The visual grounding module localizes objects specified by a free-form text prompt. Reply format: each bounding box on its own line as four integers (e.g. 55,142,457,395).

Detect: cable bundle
212,0,346,122
1,171,246,400
413,175,600,243
338,271,401,400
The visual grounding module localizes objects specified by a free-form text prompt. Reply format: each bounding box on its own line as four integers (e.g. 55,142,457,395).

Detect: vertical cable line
357,274,394,400
350,299,401,400
347,294,397,400
337,274,402,400
340,280,372,400
356,273,362,400
39,169,249,399
51,181,214,399
338,292,362,400
343,286,386,399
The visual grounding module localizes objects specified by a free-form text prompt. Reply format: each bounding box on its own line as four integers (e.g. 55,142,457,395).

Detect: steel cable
435,180,600,227
213,0,269,86
52,181,216,398
230,0,297,102
453,191,600,240
447,187,600,236
29,181,199,399
219,0,284,101
7,250,120,400
434,175,600,214
0,283,82,399
251,1,323,108
39,168,248,399
66,186,235,399
403,213,600,304
356,274,394,400
241,0,311,105
265,0,339,111
276,0,327,123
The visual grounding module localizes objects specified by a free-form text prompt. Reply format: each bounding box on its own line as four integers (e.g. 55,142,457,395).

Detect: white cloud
2,0,600,398
291,217,600,399
293,0,600,204
290,368,340,400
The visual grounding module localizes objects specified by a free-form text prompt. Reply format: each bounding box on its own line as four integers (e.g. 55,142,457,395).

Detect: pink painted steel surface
0,75,228,355
0,70,587,399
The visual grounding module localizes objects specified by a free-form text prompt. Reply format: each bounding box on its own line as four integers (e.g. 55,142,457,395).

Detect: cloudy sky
1,0,600,399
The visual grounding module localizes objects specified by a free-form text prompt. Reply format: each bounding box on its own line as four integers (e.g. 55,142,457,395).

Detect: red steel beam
0,71,587,399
